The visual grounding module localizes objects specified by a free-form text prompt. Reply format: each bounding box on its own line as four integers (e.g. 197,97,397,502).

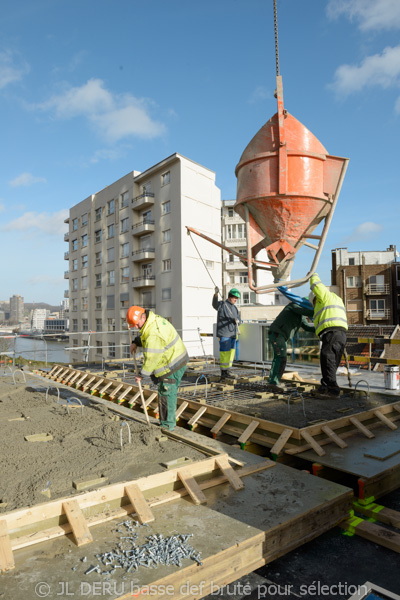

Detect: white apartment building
221,200,284,310
31,309,48,331
64,153,221,362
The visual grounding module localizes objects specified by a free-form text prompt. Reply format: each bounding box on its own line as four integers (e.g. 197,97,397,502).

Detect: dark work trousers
268,331,287,385
319,329,347,394
157,365,187,431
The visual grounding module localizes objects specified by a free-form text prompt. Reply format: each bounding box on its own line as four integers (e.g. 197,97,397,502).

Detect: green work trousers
268,331,288,385
157,365,187,431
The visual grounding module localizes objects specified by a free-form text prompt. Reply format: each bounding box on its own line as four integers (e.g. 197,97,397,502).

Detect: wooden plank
62,500,93,546
75,373,88,387
62,370,76,383
175,401,189,419
238,420,260,444
349,416,375,439
82,376,96,391
128,391,141,407
321,425,348,449
117,385,133,404
300,431,325,457
188,406,208,426
124,484,155,524
177,471,207,505
340,518,400,553
90,377,104,393
270,428,294,455
374,410,398,431
73,476,109,491
355,503,400,529
394,404,400,414
109,383,124,399
99,381,113,395
211,412,232,435
215,455,244,491
144,392,158,408
0,520,14,572
69,372,81,385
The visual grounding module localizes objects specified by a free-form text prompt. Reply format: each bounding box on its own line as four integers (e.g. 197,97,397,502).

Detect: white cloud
0,50,29,89
330,46,400,95
33,78,166,143
9,172,47,187
2,209,68,235
249,86,271,104
327,0,400,31
344,221,383,243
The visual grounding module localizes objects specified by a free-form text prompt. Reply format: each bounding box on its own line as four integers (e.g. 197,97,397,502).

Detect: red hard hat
126,306,145,327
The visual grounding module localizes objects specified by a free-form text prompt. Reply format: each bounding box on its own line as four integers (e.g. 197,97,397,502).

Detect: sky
1,0,400,305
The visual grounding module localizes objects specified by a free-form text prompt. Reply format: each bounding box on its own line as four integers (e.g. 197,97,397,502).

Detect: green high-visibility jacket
310,274,348,337
137,311,188,379
269,302,314,340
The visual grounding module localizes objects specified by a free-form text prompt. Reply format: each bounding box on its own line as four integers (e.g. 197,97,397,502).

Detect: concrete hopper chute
234,76,349,293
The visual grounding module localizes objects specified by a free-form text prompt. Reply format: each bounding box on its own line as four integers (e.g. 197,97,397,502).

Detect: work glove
214,286,219,294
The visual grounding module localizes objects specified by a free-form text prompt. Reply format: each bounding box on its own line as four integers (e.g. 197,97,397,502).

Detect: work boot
267,382,286,393
310,386,340,398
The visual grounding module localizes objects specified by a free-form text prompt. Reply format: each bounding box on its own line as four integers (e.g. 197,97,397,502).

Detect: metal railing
132,248,155,255
365,283,390,294
366,308,391,319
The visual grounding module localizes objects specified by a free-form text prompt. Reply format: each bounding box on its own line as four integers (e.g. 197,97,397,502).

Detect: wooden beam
374,410,397,430
300,431,325,457
215,455,244,491
340,518,400,553
117,385,133,404
321,425,348,449
128,391,141,408
109,383,124,399
349,417,375,439
177,471,207,505
0,520,14,572
270,428,294,455
238,420,260,445
144,392,158,408
188,406,208,427
124,484,154,524
175,401,189,419
62,500,93,546
355,503,400,529
211,412,232,435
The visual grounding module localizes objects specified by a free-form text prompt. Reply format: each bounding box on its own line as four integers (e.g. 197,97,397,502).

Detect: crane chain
273,0,280,77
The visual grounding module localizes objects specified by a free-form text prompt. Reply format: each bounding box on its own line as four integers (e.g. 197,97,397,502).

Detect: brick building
331,246,400,326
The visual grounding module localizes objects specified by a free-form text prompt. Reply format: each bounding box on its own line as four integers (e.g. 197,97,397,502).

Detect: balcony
64,217,70,224
64,270,69,279
365,283,390,295
132,275,156,288
366,309,391,320
132,192,155,211
64,290,69,298
64,251,69,260
142,304,156,310
132,248,156,262
225,259,247,270
132,219,155,236
64,232,70,242
224,237,247,248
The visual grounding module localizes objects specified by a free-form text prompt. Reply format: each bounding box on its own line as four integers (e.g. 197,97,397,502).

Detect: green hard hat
228,288,241,298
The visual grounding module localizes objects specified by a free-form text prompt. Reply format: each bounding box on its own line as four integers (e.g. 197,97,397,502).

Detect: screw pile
82,520,202,576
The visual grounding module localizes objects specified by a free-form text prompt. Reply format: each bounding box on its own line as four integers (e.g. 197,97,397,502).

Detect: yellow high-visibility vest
310,274,348,337
140,311,188,377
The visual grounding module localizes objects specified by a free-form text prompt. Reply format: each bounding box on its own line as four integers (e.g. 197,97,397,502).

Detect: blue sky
1,0,400,305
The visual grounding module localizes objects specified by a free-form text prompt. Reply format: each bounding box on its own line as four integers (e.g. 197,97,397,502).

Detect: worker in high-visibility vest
212,287,241,380
279,273,348,397
127,307,188,431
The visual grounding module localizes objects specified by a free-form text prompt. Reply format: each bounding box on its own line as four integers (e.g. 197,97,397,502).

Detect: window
140,235,152,250
81,276,88,290
72,239,78,251
122,344,130,359
72,218,78,231
242,292,250,305
205,260,214,269
108,342,116,358
82,213,88,227
82,254,88,268
81,234,88,248
162,229,171,243
162,259,171,272
72,339,78,348
347,276,361,288
227,224,245,240
121,242,129,258
95,296,102,309
95,207,102,221
72,298,78,312
348,300,362,312
228,254,234,263
142,210,152,224
349,257,355,266
228,208,234,218
82,318,88,332
81,297,88,310
162,288,171,301
120,293,129,308
107,295,115,309
142,263,152,278
162,201,171,215
142,183,152,194
107,270,115,285
120,217,129,233
370,275,385,292
239,271,248,284
95,251,102,266
72,258,78,271
161,171,170,186
96,341,102,355
370,299,385,316
121,266,129,283
95,229,102,243
72,278,78,292
95,273,102,288
96,318,102,332
107,224,114,239
107,246,115,262
107,199,115,215
72,319,78,332
120,191,129,208
108,318,115,331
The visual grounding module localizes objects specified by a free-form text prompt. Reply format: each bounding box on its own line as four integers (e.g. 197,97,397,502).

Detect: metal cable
188,231,222,297
273,0,280,77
